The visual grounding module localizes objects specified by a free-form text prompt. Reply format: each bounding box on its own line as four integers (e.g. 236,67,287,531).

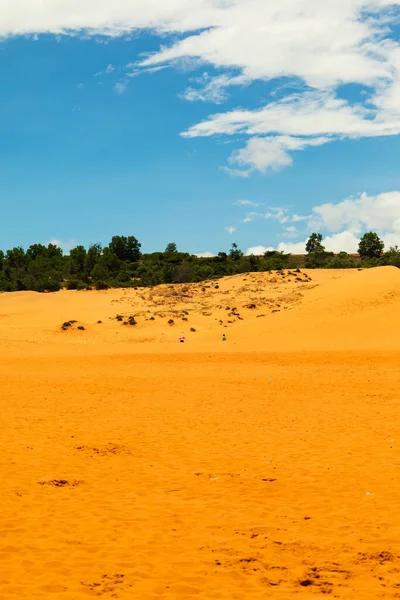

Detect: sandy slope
1,267,400,599
1,266,399,354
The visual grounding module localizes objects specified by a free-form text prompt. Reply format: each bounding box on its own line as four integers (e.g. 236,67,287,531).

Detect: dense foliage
0,232,398,293
358,231,385,259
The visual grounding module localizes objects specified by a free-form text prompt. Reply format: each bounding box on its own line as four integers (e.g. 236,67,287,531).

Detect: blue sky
1,1,400,255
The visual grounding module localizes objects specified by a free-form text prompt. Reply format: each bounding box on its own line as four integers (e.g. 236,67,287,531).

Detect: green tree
85,244,102,277
108,236,141,262
306,233,325,253
69,245,87,278
5,247,28,288
0,272,13,291
165,242,178,253
248,254,260,272
91,262,110,283
102,248,123,271
358,232,384,259
229,243,244,261
26,244,48,261
46,243,63,259
6,247,27,269
25,261,61,292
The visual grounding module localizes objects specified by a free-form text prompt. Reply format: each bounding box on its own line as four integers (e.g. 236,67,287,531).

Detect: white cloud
182,91,386,139
292,213,311,223
225,225,236,234
243,212,263,223
312,191,400,233
246,245,274,256
243,206,291,224
0,1,216,37
76,82,84,89
228,137,292,174
243,207,291,224
276,240,307,254
3,1,400,173
195,251,215,257
382,231,400,248
266,207,290,224
282,226,298,238
127,65,167,78
220,166,250,178
105,63,115,74
250,190,400,253
181,88,400,172
320,231,360,253
235,199,259,207
47,238,76,252
140,2,395,85
181,73,248,104
194,131,331,176
278,230,400,254
114,82,127,94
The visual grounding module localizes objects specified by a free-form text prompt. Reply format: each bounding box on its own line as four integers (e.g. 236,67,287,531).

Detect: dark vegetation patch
61,320,79,331
0,232,397,294
38,479,82,488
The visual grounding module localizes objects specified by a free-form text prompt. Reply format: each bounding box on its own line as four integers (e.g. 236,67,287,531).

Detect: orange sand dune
1,267,400,598
1,266,399,355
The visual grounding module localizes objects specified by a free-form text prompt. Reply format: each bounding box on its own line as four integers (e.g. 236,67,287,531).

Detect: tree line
0,232,398,293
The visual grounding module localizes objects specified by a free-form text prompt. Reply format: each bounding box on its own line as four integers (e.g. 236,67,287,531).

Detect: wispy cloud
221,166,250,178
181,73,248,104
225,226,236,234
235,200,259,207
126,65,167,78
282,226,298,238
265,207,290,224
243,212,263,223
243,206,290,224
292,214,311,223
114,82,127,95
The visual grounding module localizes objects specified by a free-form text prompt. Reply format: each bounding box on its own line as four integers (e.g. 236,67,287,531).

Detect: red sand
1,267,400,598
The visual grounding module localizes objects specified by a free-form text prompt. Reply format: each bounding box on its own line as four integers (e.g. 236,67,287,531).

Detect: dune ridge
0,266,399,354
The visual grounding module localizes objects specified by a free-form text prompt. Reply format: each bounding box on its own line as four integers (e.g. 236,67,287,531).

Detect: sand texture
1,267,400,598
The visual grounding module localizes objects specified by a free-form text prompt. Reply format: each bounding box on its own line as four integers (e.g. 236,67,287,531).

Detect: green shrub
326,252,357,269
